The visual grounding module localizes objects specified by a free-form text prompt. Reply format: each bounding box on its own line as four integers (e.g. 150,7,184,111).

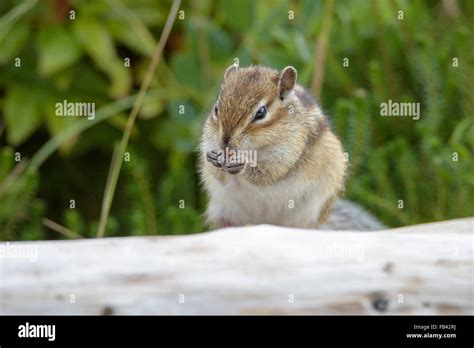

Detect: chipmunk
199,63,383,231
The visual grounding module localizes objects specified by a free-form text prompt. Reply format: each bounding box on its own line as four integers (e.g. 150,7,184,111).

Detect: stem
42,218,83,239
96,0,181,238
311,0,334,98
0,0,38,42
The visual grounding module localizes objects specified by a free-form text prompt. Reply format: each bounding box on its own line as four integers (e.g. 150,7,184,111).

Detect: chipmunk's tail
320,199,385,231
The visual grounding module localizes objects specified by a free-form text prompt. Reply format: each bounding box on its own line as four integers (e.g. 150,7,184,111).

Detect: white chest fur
206,171,333,228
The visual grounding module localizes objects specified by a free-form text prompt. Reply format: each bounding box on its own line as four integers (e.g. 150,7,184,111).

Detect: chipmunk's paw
225,158,246,175
207,150,246,174
206,150,225,168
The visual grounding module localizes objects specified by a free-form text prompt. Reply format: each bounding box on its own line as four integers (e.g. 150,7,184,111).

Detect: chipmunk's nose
221,134,231,150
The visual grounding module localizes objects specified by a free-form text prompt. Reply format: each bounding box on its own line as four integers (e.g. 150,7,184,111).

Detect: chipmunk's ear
224,63,239,79
278,66,297,100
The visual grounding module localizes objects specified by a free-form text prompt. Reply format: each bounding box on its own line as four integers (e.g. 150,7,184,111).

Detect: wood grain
0,218,472,315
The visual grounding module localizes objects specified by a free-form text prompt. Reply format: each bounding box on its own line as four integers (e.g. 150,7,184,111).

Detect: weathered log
0,218,472,314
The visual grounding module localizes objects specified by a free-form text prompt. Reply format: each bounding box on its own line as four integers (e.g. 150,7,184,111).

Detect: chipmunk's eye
214,105,219,117
253,106,267,121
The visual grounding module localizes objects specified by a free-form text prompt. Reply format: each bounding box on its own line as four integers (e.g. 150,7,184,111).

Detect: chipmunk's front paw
206,150,225,168
225,158,246,175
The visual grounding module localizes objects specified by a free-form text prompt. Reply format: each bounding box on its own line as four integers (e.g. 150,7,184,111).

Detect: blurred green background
0,0,473,240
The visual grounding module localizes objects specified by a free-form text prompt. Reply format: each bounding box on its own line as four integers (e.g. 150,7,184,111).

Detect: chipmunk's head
202,64,315,174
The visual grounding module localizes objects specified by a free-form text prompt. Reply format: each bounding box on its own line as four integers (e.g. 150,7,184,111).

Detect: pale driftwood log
0,218,472,315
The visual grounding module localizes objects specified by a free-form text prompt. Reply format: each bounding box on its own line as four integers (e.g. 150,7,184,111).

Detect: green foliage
0,147,44,239
4,85,42,145
0,0,473,240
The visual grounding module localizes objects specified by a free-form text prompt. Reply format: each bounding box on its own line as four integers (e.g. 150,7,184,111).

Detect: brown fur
200,65,347,227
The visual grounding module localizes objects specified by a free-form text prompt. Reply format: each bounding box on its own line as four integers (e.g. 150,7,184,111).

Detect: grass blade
96,0,181,238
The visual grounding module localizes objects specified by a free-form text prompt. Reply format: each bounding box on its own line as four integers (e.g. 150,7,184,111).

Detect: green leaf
37,26,82,76
0,147,14,181
106,61,132,98
207,21,234,61
219,0,255,31
139,96,164,119
42,95,79,154
171,51,201,90
106,19,156,57
0,21,29,64
5,86,42,146
73,18,131,97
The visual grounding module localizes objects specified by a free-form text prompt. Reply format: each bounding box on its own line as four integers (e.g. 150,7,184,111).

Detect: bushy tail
320,199,385,231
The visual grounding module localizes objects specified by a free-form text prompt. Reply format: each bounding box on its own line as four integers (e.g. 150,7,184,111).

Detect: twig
97,0,182,238
97,143,119,237
0,158,29,198
311,0,334,98
193,1,211,88
42,218,83,239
